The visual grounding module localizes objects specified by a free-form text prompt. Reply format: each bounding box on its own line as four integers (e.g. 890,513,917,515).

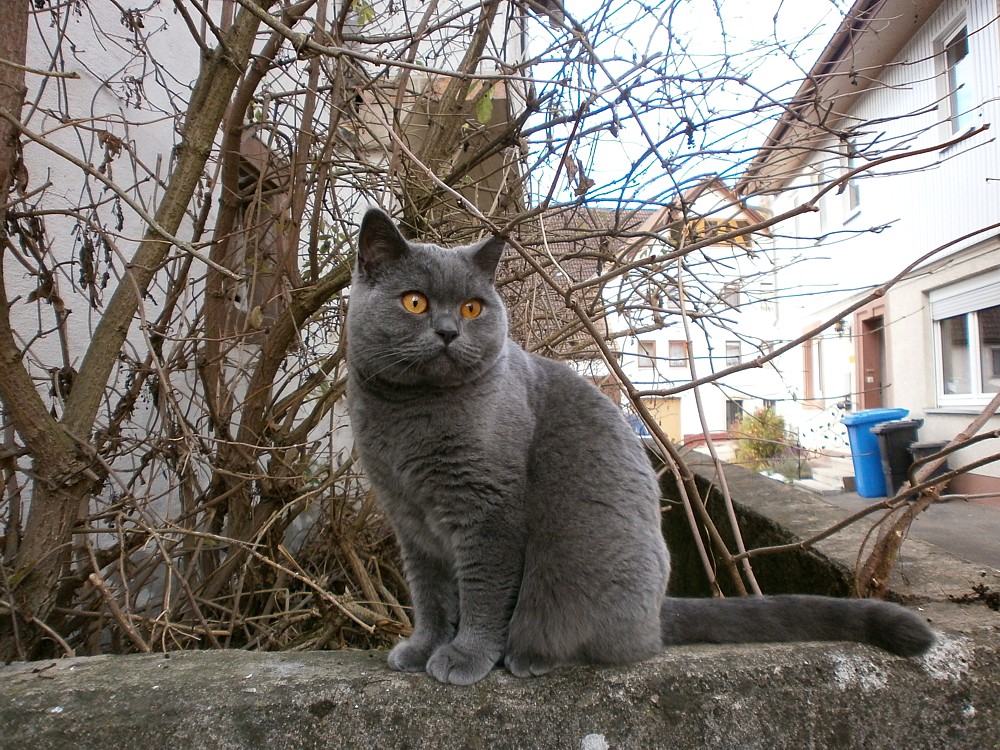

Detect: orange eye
460,299,483,319
401,291,428,314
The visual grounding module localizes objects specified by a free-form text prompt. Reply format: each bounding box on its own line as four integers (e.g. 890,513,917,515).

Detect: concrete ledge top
680,452,1000,601
2,602,998,750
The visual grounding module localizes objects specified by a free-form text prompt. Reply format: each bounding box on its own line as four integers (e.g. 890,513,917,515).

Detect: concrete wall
886,240,1000,485
2,628,997,750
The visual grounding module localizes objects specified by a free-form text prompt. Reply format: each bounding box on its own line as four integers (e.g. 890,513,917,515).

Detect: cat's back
516,350,662,517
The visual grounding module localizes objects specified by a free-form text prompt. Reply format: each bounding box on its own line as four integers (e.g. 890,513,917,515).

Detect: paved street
819,491,1000,571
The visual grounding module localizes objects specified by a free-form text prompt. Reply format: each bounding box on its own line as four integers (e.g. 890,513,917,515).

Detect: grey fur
346,209,935,686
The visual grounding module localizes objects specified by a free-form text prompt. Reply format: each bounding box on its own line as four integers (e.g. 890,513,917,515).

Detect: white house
613,177,792,446
741,0,1000,496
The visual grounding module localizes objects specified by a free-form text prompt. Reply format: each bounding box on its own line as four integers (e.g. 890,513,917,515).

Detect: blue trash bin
841,408,909,498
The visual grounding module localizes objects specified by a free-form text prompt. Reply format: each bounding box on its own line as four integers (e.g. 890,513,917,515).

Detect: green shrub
733,407,789,471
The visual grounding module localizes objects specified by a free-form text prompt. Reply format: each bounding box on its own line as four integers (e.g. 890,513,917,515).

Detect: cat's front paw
425,641,498,685
386,637,437,672
504,648,557,678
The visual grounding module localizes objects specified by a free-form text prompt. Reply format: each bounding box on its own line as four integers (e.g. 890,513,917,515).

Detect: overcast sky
527,0,848,204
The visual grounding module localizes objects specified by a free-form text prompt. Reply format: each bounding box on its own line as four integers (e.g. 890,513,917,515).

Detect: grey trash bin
871,419,924,496
908,440,951,491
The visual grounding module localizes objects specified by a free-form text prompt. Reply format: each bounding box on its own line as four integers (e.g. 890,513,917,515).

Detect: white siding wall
841,0,1000,276
764,0,1000,470
771,0,1000,300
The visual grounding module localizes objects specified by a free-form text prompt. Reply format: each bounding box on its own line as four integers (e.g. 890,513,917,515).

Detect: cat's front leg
425,519,522,686
388,542,457,673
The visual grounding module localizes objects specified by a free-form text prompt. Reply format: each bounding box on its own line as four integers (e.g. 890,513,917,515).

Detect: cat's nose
435,326,459,345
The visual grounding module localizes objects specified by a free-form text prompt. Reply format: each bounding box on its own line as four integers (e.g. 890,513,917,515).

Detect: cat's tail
661,594,935,657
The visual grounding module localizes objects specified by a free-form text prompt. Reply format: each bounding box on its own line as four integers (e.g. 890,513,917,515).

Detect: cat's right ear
357,208,408,280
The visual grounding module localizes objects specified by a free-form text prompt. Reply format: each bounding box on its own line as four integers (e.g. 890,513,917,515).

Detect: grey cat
345,208,935,686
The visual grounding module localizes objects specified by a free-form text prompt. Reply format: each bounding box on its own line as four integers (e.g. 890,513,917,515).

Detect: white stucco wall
887,240,1000,480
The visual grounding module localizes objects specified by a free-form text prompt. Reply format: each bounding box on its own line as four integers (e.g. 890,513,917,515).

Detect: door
857,312,885,409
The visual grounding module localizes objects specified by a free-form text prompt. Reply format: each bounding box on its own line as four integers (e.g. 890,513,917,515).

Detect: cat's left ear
470,235,507,280
357,208,408,280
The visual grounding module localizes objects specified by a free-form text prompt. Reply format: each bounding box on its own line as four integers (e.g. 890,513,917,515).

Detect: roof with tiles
499,204,657,360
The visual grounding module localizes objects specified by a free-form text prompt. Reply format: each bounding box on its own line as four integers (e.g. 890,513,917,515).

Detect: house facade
613,178,791,445
741,0,1000,494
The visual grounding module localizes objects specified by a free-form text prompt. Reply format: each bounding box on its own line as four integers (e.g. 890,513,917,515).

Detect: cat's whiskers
357,351,419,387
355,337,485,388
356,344,448,387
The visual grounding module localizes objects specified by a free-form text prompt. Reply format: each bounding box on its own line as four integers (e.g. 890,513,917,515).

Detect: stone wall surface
3,457,999,749
1,609,998,750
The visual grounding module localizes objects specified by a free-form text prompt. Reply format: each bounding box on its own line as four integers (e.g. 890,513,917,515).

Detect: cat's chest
352,383,500,472
349,374,532,507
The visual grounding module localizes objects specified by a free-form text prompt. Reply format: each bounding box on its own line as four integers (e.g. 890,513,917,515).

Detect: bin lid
870,418,924,433
841,407,909,426
909,440,949,450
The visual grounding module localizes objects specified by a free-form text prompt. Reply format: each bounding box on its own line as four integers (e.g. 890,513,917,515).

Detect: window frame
637,339,657,370
725,399,744,430
930,269,1000,407
667,340,689,368
938,19,974,134
721,282,741,310
725,340,742,367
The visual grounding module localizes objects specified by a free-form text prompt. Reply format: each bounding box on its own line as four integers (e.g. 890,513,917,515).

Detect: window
931,271,1000,404
726,399,744,429
943,24,974,132
725,340,741,366
637,340,656,369
844,142,861,212
667,340,688,367
938,307,1000,396
758,278,776,313
721,282,741,310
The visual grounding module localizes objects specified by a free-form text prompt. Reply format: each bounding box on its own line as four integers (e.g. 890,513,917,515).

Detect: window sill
926,406,1000,416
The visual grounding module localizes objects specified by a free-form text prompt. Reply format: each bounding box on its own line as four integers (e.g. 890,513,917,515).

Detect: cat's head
346,208,509,389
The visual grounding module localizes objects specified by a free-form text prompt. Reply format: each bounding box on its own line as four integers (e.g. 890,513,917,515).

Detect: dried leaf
563,155,578,184
13,156,28,194
573,158,595,195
